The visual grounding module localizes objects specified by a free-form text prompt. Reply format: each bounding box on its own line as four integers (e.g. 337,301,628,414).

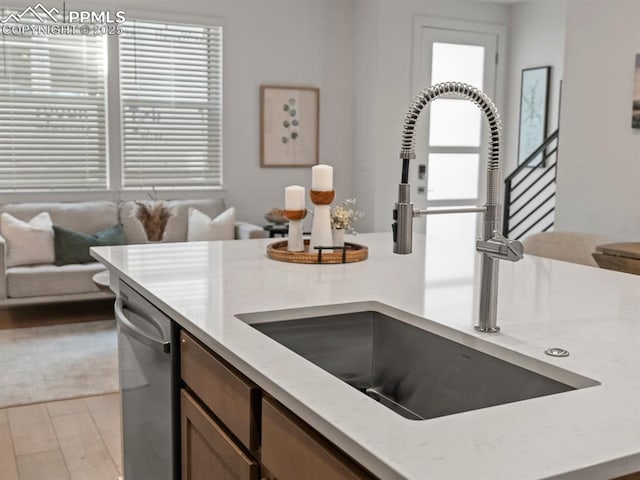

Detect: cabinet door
181,389,259,480
181,330,260,451
262,397,374,480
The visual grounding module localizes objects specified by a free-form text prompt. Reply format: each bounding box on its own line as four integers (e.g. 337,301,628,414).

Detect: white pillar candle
311,164,333,191
285,185,305,210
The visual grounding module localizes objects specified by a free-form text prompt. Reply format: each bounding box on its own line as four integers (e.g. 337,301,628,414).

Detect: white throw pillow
187,207,236,242
0,212,55,267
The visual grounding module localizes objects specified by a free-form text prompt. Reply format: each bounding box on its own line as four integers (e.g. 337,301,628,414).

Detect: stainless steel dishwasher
115,280,178,480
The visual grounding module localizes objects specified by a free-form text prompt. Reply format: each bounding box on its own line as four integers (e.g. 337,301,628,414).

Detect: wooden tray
266,240,368,264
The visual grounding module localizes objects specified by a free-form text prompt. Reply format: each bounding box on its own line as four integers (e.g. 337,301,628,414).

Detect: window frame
0,11,225,203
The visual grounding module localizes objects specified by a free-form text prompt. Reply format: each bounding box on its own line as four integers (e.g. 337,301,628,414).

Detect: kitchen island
92,232,640,480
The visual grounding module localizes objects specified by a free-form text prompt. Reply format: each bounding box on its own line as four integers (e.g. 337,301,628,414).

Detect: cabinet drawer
181,389,259,480
180,331,260,451
262,397,373,480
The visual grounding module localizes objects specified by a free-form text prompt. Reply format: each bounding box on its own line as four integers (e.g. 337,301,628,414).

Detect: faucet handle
476,230,524,262
493,230,524,261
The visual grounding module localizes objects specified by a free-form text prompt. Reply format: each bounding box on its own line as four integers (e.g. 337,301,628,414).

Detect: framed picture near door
517,66,550,167
632,53,640,128
260,85,319,167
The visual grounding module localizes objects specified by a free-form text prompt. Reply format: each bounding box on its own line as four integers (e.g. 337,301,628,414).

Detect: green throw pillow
53,224,125,266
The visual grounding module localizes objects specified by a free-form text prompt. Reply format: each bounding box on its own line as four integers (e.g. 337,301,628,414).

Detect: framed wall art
260,85,319,167
518,66,550,167
632,54,640,128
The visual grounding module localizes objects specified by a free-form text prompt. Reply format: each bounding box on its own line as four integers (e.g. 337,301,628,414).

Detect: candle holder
283,209,307,252
309,189,335,251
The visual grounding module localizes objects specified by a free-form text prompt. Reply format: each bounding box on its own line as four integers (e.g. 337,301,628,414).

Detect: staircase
502,129,559,240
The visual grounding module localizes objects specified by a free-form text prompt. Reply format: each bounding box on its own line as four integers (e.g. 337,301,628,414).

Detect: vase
332,227,345,248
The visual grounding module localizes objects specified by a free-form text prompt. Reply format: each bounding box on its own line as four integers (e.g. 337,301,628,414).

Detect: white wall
352,0,509,233
122,0,354,228
1,0,354,228
503,1,567,174
221,0,353,228
555,0,640,239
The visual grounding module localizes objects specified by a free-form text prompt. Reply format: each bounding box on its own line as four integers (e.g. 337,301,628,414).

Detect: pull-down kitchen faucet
392,82,523,332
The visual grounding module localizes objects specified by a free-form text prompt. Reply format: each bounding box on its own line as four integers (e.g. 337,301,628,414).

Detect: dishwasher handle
115,298,171,354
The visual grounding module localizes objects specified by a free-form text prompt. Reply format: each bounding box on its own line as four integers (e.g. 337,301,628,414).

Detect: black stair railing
502,129,559,239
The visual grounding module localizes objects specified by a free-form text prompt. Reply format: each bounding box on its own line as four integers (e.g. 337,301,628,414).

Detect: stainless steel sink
240,307,598,421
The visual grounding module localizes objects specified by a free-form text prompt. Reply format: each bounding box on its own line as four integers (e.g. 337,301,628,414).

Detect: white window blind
119,21,222,188
0,10,107,191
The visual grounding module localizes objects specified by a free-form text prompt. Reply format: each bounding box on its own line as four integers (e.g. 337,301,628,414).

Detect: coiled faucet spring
399,82,502,207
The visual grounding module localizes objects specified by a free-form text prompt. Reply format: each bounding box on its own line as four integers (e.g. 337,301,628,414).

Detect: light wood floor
0,393,122,480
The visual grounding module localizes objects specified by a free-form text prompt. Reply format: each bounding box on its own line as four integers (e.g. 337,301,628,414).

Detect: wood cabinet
180,331,260,452
180,330,375,480
181,389,259,480
262,397,373,480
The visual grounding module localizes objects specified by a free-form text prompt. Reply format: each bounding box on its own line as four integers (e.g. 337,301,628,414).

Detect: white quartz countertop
92,232,640,480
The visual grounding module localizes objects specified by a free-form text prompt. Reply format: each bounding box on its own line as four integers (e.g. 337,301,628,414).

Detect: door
411,20,503,322
411,24,499,248
410,22,502,281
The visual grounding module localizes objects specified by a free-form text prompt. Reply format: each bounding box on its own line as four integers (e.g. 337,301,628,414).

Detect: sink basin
239,306,598,420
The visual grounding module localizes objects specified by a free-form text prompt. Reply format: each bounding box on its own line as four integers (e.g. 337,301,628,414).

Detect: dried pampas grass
135,201,172,241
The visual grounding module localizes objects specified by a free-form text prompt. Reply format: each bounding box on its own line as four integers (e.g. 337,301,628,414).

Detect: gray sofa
0,199,266,307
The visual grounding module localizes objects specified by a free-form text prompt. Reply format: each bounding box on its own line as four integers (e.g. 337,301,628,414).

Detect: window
119,20,223,189
0,14,222,193
0,8,107,191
